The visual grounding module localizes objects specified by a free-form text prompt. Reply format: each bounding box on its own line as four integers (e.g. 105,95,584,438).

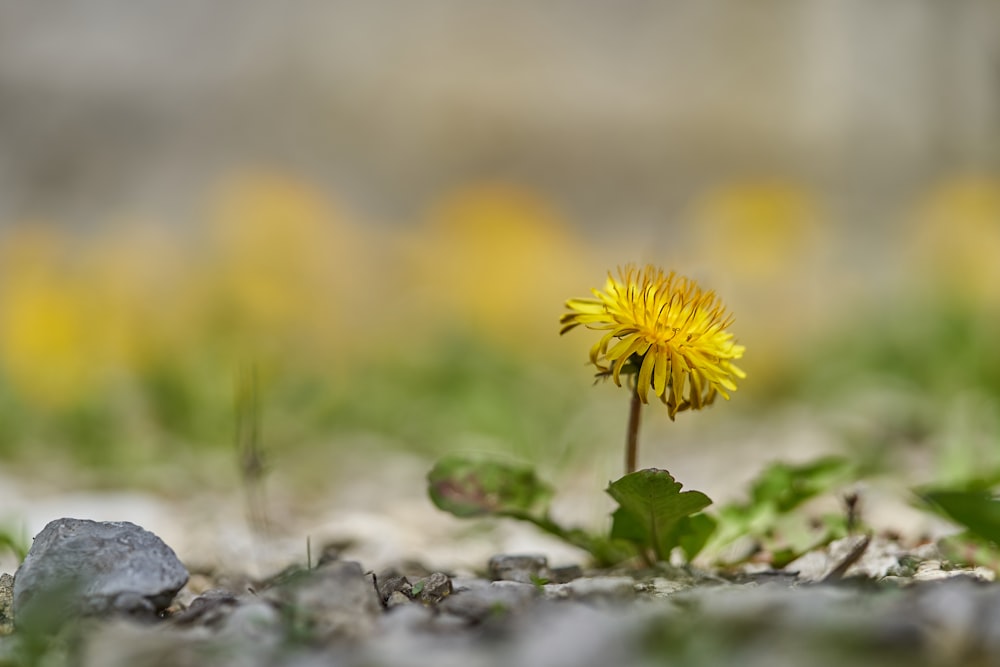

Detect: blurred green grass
0,172,998,498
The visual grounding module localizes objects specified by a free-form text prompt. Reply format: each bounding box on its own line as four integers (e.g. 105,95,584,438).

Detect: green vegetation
0,523,27,563
428,455,711,566
709,458,858,567
423,298,1000,572
427,453,866,569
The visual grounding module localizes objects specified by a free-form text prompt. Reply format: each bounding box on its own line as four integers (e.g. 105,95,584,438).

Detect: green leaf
937,531,1000,570
706,456,859,565
935,471,1000,494
923,490,1000,544
574,534,639,567
749,457,853,513
609,506,645,543
675,514,717,562
0,524,27,562
607,469,713,562
428,455,553,518
427,456,645,567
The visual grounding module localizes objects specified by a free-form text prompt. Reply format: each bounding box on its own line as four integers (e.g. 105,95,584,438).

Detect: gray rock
375,572,412,606
385,591,412,609
440,579,538,623
547,564,584,584
13,518,188,623
412,572,452,605
912,560,994,583
170,589,240,628
80,618,276,667
488,554,548,584
543,576,636,601
639,576,695,598
785,535,906,582
906,578,1000,661
506,602,649,667
379,601,434,634
218,600,284,646
261,560,380,642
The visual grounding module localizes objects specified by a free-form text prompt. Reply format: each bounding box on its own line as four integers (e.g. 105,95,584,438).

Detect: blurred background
1,1,999,573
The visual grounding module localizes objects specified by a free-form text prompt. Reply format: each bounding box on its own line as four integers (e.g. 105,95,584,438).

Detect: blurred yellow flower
205,171,367,362
402,184,595,350
560,265,745,419
689,182,822,280
0,226,101,406
906,176,1000,305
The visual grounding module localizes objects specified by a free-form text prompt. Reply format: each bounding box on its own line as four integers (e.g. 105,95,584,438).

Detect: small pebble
440,580,538,623
260,559,381,642
375,572,412,605
413,572,452,604
489,554,549,584
0,573,13,636
564,576,636,600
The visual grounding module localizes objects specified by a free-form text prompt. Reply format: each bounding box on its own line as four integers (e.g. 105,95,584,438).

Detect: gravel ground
0,405,983,666
2,520,998,667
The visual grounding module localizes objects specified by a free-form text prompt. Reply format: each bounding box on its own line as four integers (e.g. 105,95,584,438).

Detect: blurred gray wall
0,0,998,228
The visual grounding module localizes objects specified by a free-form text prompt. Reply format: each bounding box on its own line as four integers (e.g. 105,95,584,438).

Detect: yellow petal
636,351,657,403
669,349,686,410
610,337,649,386
605,335,644,361
565,298,607,314
652,347,669,398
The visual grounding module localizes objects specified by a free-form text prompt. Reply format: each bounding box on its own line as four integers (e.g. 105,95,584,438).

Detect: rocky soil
2,518,999,667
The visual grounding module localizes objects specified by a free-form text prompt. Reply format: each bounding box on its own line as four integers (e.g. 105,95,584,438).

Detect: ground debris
7,536,1000,667
0,573,13,636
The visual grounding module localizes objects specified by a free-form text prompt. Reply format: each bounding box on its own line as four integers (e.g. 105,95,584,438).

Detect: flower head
560,265,745,419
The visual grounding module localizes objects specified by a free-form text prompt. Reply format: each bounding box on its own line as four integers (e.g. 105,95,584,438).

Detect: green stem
649,514,665,564
502,510,630,566
505,510,590,550
625,384,642,475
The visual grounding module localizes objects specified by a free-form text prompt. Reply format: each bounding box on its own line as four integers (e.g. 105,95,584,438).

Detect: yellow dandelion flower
560,265,746,419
